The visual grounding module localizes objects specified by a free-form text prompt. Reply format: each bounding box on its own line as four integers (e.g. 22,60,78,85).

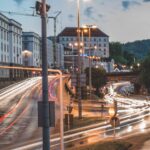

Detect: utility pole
77,0,82,119
36,0,51,149
48,11,61,68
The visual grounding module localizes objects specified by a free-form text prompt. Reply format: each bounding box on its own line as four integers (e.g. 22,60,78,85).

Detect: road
0,79,150,150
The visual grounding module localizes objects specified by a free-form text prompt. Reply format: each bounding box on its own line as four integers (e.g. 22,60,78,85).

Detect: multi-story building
47,38,54,68
57,27,109,58
22,32,41,67
0,13,22,78
48,36,64,69
57,27,114,72
55,43,64,69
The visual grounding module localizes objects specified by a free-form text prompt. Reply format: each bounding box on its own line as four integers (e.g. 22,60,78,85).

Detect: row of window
63,43,108,48
0,29,22,45
60,37,107,42
64,50,107,56
1,43,9,52
0,29,9,41
0,20,9,30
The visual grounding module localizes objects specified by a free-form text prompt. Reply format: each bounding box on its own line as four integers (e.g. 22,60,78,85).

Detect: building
47,38,54,68
48,36,64,69
57,27,114,72
0,13,22,78
55,43,64,69
57,27,109,58
22,32,41,67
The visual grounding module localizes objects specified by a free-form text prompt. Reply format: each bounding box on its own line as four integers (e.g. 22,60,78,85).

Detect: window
104,38,106,42
1,29,3,39
104,44,106,47
1,43,3,51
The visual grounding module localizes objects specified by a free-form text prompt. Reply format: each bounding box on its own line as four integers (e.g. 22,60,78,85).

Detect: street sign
110,116,120,127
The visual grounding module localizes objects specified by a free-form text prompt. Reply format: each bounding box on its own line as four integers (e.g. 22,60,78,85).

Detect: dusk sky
0,0,150,42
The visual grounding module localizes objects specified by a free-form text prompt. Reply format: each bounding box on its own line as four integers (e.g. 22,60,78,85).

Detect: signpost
108,100,120,137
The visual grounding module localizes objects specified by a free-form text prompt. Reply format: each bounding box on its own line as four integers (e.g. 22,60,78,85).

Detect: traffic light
35,1,50,15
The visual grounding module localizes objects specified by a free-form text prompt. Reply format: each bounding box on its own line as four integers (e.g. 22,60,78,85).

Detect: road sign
110,116,120,127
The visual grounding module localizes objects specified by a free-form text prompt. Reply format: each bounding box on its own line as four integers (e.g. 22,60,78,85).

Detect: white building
56,43,64,69
47,38,54,68
58,27,109,58
22,32,41,67
57,27,114,72
0,13,22,78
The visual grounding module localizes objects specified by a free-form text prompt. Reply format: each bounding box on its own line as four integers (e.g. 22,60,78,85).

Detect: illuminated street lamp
69,43,75,74
82,24,97,100
137,63,140,67
22,50,32,66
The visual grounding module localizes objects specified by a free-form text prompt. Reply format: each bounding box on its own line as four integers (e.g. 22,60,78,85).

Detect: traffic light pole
41,0,50,149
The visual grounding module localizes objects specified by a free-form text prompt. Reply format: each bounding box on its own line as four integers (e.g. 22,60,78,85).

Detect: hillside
122,39,150,59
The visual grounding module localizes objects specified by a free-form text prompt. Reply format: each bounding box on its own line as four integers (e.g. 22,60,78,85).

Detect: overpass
106,72,140,82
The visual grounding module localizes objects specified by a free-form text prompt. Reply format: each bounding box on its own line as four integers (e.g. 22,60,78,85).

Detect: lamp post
69,43,75,74
83,25,96,100
76,0,82,119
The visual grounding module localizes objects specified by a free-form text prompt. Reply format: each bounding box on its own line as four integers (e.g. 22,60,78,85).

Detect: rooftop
58,27,109,37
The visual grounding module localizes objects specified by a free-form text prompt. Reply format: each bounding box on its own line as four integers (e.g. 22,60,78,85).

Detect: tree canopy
85,67,107,94
140,54,150,93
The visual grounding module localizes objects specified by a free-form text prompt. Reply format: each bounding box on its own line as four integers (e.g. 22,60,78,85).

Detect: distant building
47,36,64,69
57,27,114,72
22,32,41,67
47,38,54,68
56,43,64,69
0,13,22,78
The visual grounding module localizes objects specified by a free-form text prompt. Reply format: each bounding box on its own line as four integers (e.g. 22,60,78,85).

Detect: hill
122,39,150,59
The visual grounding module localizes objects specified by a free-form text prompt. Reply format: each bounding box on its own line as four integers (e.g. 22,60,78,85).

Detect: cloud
143,0,150,2
13,0,24,5
68,14,74,20
122,1,141,10
84,6,94,17
98,14,103,18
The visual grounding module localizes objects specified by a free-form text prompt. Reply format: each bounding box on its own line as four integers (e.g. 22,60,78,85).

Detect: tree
140,55,150,93
109,42,135,66
85,67,107,96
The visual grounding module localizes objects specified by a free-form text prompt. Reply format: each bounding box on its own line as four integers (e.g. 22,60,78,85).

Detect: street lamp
81,28,88,72
69,43,75,74
83,25,97,101
22,50,32,66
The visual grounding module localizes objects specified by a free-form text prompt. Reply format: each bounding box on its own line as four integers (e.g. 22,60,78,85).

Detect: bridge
106,72,139,82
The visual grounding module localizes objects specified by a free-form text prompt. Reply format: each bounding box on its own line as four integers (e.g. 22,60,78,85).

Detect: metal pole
81,30,84,73
77,0,82,119
59,72,64,150
88,27,92,101
41,0,50,149
53,18,57,68
71,45,74,74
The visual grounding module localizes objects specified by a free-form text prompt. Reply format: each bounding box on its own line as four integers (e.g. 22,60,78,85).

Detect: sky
0,0,150,43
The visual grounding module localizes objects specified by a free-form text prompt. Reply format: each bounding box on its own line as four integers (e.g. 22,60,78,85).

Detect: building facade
57,27,109,58
0,13,22,78
47,38,54,68
57,27,114,72
22,32,41,67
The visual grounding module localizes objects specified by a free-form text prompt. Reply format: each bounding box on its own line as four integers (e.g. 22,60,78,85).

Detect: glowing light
127,126,132,132
140,121,146,132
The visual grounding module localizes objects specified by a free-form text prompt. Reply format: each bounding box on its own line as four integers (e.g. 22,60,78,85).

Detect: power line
0,9,38,17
